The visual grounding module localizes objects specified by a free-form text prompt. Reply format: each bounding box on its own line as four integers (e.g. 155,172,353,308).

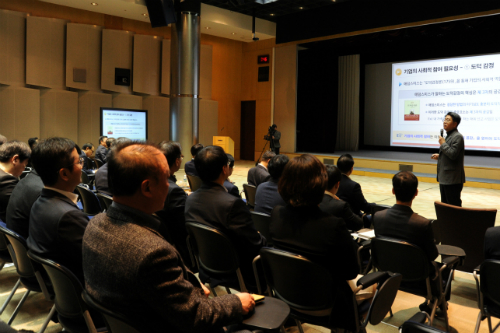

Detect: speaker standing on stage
271,124,281,155
431,112,465,207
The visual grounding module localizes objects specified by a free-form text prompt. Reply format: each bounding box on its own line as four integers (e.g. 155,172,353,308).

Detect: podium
213,136,234,156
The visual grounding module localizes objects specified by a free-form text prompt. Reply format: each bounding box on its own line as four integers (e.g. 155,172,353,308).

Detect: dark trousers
273,147,280,155
439,183,463,207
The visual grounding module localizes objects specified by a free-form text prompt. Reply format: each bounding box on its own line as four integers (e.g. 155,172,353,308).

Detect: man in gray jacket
431,112,465,207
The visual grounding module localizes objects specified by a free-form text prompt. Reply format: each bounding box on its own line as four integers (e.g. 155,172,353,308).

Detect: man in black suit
0,141,31,222
224,154,240,198
247,150,275,187
254,154,289,215
81,143,96,173
94,138,126,196
185,146,267,288
94,136,108,163
28,137,89,283
270,124,281,155
431,112,465,207
185,143,203,177
6,169,44,240
337,154,374,219
156,141,193,269
484,226,500,260
320,165,363,232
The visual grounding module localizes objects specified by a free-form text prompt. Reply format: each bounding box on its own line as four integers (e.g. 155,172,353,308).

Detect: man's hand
201,284,211,297
438,136,445,145
236,293,255,315
431,154,439,160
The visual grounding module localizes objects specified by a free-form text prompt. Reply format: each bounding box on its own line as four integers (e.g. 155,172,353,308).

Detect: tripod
256,139,273,165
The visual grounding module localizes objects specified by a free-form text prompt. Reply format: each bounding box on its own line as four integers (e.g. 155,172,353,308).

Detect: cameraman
270,124,281,155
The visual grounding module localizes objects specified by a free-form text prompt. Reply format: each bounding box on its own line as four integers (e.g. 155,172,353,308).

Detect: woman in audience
270,154,374,330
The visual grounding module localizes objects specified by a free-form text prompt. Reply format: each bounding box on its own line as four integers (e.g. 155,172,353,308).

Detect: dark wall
296,48,338,153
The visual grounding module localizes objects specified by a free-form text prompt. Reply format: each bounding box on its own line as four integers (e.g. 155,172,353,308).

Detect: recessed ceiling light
205,27,211,29
231,32,236,35
270,13,275,16
299,7,303,9
142,13,148,17
90,2,98,5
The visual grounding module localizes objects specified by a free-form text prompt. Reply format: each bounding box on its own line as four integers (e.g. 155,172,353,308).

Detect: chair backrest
434,201,497,272
96,193,113,210
81,172,91,186
20,170,31,180
371,237,430,283
0,225,35,278
94,158,103,169
371,204,391,215
250,211,272,246
186,175,202,192
76,185,103,215
82,290,141,333
27,251,86,319
0,225,12,264
185,222,240,275
259,247,334,312
243,184,257,207
480,259,500,310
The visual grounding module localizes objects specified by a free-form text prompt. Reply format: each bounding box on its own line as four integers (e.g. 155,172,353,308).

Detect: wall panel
26,16,67,89
133,34,162,96
101,29,134,93
199,99,218,148
143,96,169,143
0,86,40,143
112,93,142,110
78,91,112,145
200,44,213,100
40,89,78,143
161,39,171,95
0,10,26,86
66,23,103,92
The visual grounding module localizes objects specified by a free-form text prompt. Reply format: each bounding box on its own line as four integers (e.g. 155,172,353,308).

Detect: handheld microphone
440,129,443,137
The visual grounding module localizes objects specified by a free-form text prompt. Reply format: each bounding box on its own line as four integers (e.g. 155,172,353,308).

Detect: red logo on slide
404,114,420,121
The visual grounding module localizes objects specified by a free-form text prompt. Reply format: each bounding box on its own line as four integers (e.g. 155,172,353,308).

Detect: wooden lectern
213,136,234,156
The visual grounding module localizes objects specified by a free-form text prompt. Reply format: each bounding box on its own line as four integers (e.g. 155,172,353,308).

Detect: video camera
264,126,275,141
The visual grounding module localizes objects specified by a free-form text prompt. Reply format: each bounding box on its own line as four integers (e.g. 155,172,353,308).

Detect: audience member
28,137,38,151
254,154,289,215
224,154,240,198
319,165,363,231
270,154,370,330
83,142,254,332
185,143,203,177
247,151,275,187
105,137,115,150
0,141,31,221
0,134,6,146
6,168,44,240
81,143,96,172
156,141,193,269
95,136,108,163
484,226,500,260
28,137,89,283
95,137,127,195
185,146,266,288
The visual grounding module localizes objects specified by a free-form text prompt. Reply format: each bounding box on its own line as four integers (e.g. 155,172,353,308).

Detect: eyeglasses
57,157,84,174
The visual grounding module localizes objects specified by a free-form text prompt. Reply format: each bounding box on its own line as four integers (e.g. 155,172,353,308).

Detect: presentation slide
391,54,500,151
100,108,147,140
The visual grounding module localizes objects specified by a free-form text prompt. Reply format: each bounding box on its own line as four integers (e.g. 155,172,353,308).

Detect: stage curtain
336,54,360,151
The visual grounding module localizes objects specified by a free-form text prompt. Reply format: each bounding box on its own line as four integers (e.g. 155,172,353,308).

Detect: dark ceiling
200,0,348,22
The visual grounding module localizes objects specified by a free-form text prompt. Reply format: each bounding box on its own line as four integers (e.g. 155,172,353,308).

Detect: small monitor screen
100,108,148,141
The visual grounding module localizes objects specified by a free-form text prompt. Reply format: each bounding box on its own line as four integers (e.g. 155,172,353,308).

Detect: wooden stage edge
282,151,500,191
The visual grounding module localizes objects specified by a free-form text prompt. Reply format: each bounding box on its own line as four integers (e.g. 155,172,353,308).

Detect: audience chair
473,259,500,333
20,168,31,180
250,212,272,246
186,174,203,192
0,225,55,329
81,172,95,188
0,224,17,317
434,201,496,272
256,247,402,333
96,193,113,211
76,185,103,215
400,313,447,333
371,237,460,331
82,290,141,333
243,184,257,209
27,251,105,333
185,222,249,295
94,158,104,169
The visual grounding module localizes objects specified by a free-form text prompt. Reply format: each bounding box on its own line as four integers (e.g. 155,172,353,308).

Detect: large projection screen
100,108,148,140
390,54,500,151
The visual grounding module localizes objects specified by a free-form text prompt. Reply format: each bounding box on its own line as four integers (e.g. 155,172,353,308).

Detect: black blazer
28,188,89,283
95,163,111,195
373,204,438,262
484,226,500,260
247,164,270,187
337,174,372,215
319,194,363,232
184,160,198,177
185,182,266,284
0,168,18,222
224,180,240,198
95,145,108,163
6,170,44,239
254,179,285,215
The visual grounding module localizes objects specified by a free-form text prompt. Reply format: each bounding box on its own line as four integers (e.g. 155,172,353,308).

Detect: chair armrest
440,255,460,270
361,239,371,248
406,312,429,324
356,271,388,288
474,264,480,274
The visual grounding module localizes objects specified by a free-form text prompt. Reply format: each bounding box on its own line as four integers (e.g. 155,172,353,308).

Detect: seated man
28,137,89,283
247,151,275,187
0,141,31,222
81,143,97,173
94,136,108,163
95,137,126,195
185,143,203,177
484,226,500,260
83,142,254,332
254,154,289,215
185,146,267,288
319,165,363,232
224,154,240,198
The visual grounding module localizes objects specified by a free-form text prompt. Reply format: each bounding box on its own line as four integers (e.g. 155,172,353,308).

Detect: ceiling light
205,27,211,29
299,7,303,9
231,32,236,35
142,13,148,17
90,2,98,5
270,13,275,16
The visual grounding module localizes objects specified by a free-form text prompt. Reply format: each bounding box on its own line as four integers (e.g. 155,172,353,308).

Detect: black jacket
254,179,285,215
0,168,18,222
95,145,108,163
184,160,198,177
319,193,363,232
95,163,110,195
337,174,373,215
247,164,270,187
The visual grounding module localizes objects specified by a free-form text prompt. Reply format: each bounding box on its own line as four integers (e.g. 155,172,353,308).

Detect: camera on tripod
264,126,275,141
